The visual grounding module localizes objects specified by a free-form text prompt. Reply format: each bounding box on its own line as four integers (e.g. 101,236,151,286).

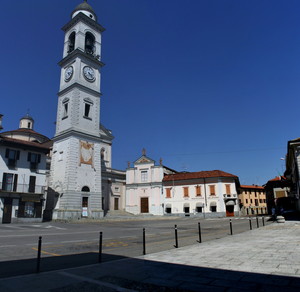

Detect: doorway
140,197,149,213
2,198,12,223
225,200,235,217
114,198,119,210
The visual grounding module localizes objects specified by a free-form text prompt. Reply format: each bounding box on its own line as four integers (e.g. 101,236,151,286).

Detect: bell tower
48,1,105,220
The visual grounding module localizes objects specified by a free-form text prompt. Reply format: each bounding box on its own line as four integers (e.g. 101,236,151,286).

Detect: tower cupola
19,114,34,130
71,0,97,21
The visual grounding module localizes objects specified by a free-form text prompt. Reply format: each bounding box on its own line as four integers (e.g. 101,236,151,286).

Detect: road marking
59,271,137,292
61,240,87,243
32,247,61,257
45,225,67,230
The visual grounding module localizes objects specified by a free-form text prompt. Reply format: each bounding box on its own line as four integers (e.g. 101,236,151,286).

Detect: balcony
0,182,45,194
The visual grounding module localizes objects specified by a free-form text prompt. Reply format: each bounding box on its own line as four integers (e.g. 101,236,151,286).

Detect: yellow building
238,185,267,215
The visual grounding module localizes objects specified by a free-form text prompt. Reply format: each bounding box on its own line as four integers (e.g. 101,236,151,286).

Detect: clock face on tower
83,66,95,82
64,66,73,81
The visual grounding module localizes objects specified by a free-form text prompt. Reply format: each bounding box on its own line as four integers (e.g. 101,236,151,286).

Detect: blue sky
1,0,299,185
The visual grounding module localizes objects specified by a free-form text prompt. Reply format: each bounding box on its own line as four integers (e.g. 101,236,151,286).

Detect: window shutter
27,152,31,162
5,149,9,158
13,174,18,192
2,173,7,189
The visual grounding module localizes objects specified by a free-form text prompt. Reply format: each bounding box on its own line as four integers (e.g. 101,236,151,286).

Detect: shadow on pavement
0,252,127,278
52,258,300,292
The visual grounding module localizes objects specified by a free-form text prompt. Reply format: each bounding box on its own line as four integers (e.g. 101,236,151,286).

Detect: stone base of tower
52,209,104,220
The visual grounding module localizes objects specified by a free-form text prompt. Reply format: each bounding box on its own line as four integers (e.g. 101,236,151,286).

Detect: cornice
62,12,105,33
58,82,101,97
58,49,105,68
53,129,102,143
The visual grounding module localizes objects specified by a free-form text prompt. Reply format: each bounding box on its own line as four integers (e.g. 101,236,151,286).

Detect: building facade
283,138,300,213
163,170,240,217
264,176,290,214
125,151,176,215
0,115,51,223
238,185,267,215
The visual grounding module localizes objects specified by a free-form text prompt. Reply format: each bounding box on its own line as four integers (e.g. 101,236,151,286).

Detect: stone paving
0,221,299,291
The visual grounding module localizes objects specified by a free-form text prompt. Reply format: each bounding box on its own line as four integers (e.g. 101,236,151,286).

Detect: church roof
0,136,51,152
72,1,95,16
0,128,51,144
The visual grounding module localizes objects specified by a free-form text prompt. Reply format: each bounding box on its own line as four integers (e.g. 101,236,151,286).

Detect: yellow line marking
32,247,61,257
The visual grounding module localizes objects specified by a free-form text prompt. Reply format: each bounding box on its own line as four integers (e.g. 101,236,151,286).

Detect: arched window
85,32,95,55
101,148,105,160
68,32,75,53
82,186,90,192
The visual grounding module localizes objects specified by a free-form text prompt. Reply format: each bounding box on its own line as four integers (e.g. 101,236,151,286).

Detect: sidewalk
0,221,300,291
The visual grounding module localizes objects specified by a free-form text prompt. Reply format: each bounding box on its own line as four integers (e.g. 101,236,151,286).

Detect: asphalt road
0,216,270,278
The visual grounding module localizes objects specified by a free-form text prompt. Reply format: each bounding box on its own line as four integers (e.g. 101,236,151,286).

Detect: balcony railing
0,182,45,194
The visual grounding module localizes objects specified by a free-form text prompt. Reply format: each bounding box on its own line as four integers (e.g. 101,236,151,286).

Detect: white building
125,151,176,215
163,170,240,217
0,115,51,223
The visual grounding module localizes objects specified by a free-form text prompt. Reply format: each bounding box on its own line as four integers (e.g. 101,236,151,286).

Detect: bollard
262,216,265,227
98,232,103,263
249,218,252,230
197,222,202,243
256,216,259,228
143,228,146,255
229,219,233,235
36,236,42,273
174,224,178,248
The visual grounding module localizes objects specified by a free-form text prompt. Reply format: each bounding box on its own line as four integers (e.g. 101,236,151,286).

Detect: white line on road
61,240,88,243
0,245,17,247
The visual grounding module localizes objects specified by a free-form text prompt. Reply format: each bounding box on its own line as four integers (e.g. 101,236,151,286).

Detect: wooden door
140,198,149,213
2,198,12,223
226,205,234,217
114,198,119,210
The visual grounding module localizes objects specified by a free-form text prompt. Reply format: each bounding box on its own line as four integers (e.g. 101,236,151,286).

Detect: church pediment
134,155,155,165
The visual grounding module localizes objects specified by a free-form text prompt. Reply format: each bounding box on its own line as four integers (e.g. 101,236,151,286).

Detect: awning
210,201,217,206
226,200,235,206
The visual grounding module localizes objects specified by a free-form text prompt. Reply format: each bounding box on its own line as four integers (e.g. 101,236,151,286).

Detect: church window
68,32,75,53
62,98,69,119
141,170,148,182
83,98,93,120
84,103,90,118
85,32,95,55
82,186,90,192
101,148,105,160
